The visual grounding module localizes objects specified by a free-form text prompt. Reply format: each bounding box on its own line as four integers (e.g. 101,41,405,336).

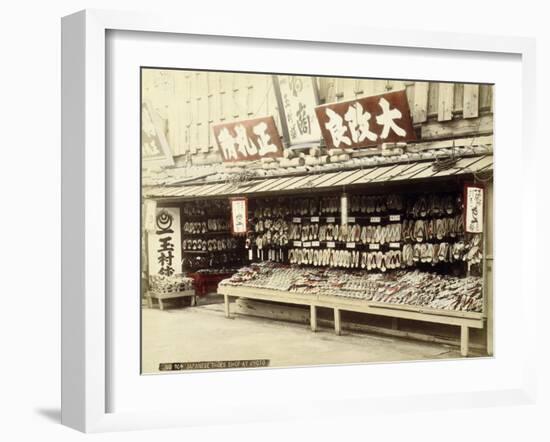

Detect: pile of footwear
182,238,238,251
288,248,403,271
181,200,229,216
149,273,194,293
349,194,403,213
220,262,483,312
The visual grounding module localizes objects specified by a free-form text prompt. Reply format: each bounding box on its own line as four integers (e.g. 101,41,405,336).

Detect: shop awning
143,154,493,200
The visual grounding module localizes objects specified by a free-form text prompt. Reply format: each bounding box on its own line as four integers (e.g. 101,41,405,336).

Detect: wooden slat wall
453,83,464,114
437,83,454,121
463,84,479,119
141,70,494,158
479,85,493,111
427,82,439,118
412,81,429,123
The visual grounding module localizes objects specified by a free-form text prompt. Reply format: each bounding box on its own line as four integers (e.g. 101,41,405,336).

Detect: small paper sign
389,214,401,222
346,242,356,249
465,184,484,233
312,241,320,247
347,217,356,223
389,242,400,249
293,241,302,247
230,198,248,235
369,243,380,250
303,241,312,247
310,216,319,223
292,217,301,223
327,241,336,248
326,217,336,223
370,216,381,223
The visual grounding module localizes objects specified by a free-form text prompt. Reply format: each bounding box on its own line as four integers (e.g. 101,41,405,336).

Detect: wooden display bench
218,285,485,357
147,289,196,310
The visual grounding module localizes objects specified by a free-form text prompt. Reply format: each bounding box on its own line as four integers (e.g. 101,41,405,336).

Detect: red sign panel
315,89,416,149
213,116,284,162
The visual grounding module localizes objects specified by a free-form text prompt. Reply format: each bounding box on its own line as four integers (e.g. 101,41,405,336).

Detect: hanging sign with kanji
213,116,284,162
274,75,322,146
147,207,182,276
315,89,416,149
464,184,484,233
230,197,248,235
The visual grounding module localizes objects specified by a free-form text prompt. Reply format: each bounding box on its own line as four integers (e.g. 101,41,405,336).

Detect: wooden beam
334,308,341,335
310,305,317,332
461,325,469,357
224,294,230,318
218,286,485,330
233,298,488,352
421,114,493,140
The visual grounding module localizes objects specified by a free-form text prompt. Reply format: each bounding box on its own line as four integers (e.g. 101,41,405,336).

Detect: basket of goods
149,273,194,294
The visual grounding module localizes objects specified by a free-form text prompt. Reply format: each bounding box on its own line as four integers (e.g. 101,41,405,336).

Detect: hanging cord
432,139,459,173
431,113,488,174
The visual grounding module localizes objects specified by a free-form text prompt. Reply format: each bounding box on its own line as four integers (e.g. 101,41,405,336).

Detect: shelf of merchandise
218,284,484,357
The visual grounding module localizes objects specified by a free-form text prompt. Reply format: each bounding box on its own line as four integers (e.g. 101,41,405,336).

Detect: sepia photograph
140,69,493,374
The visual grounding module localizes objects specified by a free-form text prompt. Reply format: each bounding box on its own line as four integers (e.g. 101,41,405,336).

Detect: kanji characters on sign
213,116,284,162
465,185,484,233
275,75,322,146
315,89,416,149
147,207,182,277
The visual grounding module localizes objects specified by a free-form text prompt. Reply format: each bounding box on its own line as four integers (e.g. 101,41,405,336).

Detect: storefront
142,71,494,358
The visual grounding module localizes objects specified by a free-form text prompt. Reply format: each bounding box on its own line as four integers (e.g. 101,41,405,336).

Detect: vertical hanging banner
274,75,322,146
464,184,484,233
315,89,416,149
230,197,248,235
213,116,284,162
141,101,175,167
143,199,158,232
147,207,182,276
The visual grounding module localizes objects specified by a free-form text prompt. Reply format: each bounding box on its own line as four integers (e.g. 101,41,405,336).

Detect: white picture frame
61,9,537,433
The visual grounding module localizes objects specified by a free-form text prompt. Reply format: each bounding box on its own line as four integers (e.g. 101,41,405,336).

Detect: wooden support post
460,325,469,357
191,296,197,307
158,299,164,311
391,318,399,330
310,305,317,332
147,292,153,309
224,294,230,318
334,308,341,335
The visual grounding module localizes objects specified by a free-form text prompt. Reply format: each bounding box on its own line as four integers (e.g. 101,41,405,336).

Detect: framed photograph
61,9,536,433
